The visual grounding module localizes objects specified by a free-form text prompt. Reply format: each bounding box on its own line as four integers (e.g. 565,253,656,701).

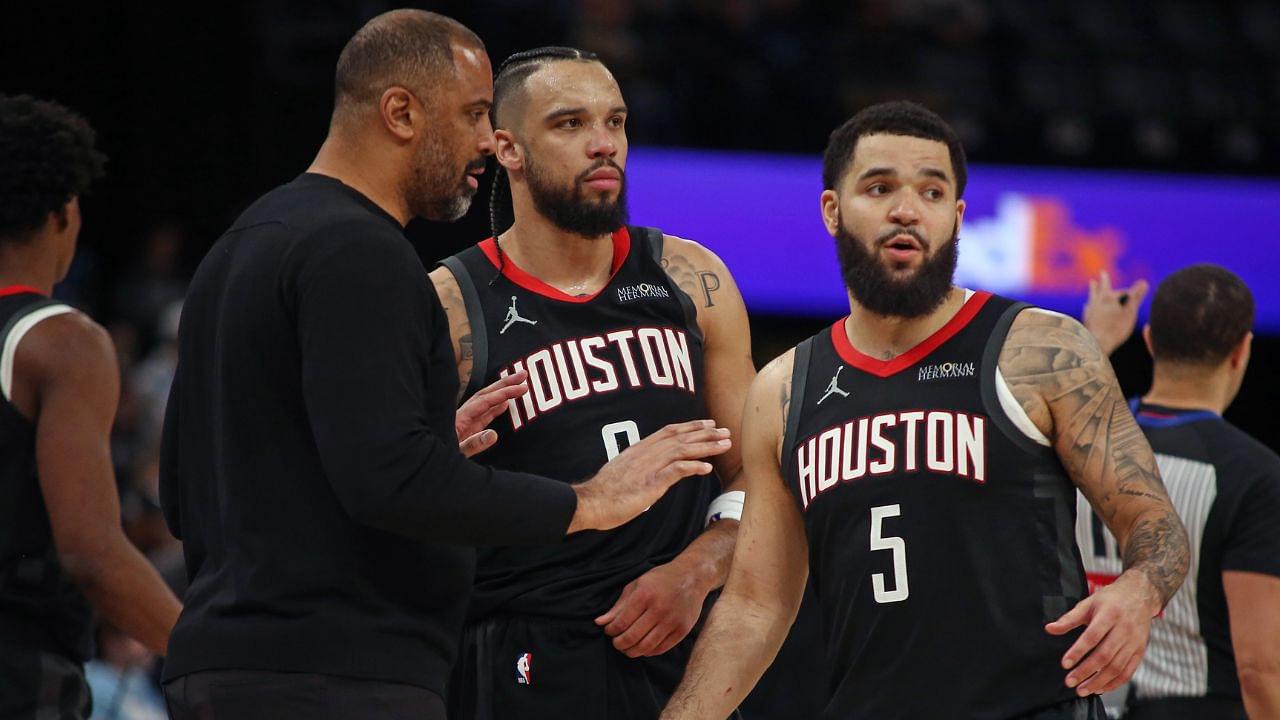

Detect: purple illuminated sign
626,147,1280,330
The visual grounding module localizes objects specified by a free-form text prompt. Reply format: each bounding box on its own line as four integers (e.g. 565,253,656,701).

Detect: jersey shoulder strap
437,252,489,398
634,225,702,343
779,335,816,473
977,299,1059,458
641,225,664,262
1,299,76,402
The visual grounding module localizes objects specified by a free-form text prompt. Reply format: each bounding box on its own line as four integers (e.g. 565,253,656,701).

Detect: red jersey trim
0,285,44,298
1086,572,1120,594
478,227,631,304
830,291,993,378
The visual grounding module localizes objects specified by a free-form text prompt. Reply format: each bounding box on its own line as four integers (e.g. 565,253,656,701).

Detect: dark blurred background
4,0,1277,476
3,1,1277,711
3,0,1276,478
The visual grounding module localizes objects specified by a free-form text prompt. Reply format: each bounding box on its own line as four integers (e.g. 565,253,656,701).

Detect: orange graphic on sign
1029,199,1128,291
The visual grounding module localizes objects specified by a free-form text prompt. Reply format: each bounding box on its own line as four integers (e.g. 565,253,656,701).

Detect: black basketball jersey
781,292,1087,719
441,226,718,621
1076,403,1280,710
0,287,94,665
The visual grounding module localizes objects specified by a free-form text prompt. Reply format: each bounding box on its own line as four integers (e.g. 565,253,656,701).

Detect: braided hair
487,46,599,284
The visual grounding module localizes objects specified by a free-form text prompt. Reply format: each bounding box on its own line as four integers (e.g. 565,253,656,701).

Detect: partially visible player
0,94,181,719
430,47,757,719
1078,265,1280,719
662,101,1191,720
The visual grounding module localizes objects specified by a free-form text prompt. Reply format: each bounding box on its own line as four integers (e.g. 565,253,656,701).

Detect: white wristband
705,490,745,525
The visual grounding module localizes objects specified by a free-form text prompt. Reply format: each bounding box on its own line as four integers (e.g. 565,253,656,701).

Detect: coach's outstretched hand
568,420,731,534
456,371,531,457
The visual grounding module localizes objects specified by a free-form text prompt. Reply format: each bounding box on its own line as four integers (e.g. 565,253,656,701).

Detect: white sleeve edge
995,367,1052,446
1,304,76,402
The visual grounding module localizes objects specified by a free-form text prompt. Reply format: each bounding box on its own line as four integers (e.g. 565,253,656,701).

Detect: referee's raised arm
157,11,726,720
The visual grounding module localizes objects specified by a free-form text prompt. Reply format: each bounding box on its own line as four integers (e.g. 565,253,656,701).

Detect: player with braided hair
484,46,599,282
429,47,757,719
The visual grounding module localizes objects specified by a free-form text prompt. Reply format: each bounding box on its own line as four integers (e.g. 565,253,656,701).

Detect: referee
1079,265,1280,719
158,11,728,720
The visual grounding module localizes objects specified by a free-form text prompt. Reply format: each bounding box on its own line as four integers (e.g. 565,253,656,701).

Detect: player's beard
834,218,959,319
525,155,628,238
405,133,484,222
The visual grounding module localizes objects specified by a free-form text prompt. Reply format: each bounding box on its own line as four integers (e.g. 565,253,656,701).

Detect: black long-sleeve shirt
158,173,577,693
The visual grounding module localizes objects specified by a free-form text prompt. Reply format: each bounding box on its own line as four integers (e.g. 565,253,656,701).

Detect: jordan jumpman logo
817,366,850,405
500,296,538,334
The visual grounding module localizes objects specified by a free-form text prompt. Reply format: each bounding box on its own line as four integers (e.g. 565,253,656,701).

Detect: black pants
449,615,734,720
163,669,445,720
0,650,90,720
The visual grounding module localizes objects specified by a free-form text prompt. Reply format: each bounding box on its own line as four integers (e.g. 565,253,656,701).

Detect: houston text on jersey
499,326,696,430
795,410,987,508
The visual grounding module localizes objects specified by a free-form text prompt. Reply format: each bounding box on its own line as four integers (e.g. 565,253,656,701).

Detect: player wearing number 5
662,102,1191,720
428,48,755,720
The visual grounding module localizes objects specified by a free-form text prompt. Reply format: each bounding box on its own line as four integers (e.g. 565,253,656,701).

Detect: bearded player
661,101,1191,720
429,48,756,719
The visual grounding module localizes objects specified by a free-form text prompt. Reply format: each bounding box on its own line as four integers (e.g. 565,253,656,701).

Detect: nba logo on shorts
516,652,533,685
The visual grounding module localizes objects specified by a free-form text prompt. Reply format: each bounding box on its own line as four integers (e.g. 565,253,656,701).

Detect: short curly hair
1150,264,1254,366
822,100,966,197
0,94,106,244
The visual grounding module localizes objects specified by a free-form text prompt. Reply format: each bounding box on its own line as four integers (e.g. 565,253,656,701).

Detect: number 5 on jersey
871,504,909,603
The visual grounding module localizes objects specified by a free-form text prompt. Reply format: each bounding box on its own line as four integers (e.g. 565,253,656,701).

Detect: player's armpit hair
998,311,1190,605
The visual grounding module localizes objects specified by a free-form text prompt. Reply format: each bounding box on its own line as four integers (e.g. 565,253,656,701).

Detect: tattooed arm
596,235,758,657
428,266,529,457
427,266,475,394
661,350,809,720
999,309,1190,697
659,234,755,486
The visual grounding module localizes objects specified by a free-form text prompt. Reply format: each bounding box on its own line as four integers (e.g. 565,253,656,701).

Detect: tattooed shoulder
996,309,1105,439
427,266,474,392
754,348,795,457
661,235,725,310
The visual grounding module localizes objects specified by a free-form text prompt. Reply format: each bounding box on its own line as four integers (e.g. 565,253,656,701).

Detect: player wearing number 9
662,102,1190,720
428,48,759,720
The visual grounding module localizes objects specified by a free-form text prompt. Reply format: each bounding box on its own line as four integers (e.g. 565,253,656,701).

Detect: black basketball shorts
449,614,713,720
